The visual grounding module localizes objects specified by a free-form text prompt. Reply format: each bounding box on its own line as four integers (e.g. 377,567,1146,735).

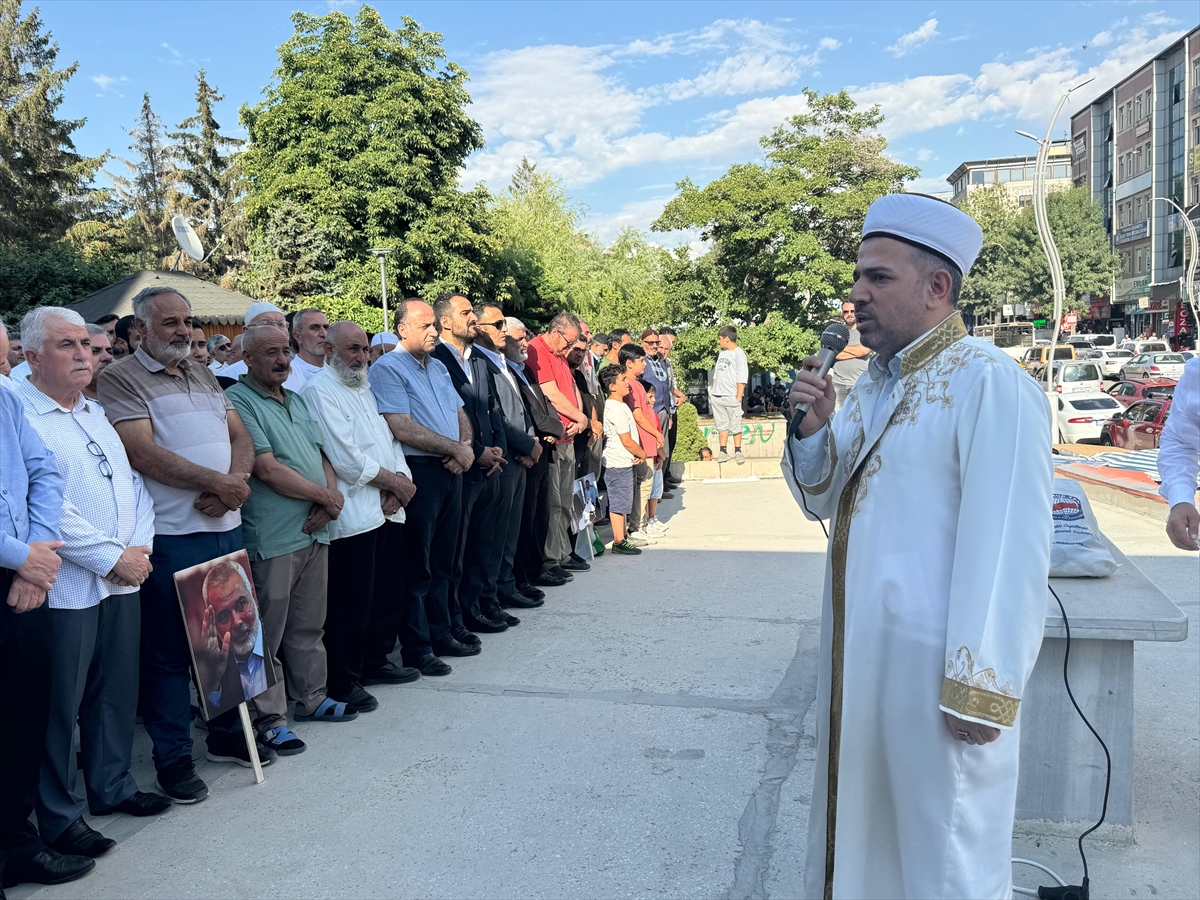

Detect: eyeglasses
477,320,507,330
86,440,113,479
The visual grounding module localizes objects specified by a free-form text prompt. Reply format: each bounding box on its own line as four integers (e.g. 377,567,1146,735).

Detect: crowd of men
0,288,691,894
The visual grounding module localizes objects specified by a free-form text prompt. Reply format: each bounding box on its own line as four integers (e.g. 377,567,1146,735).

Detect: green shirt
227,376,329,561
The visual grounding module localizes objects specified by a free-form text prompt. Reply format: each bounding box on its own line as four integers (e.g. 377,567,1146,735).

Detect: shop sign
1115,221,1148,244
1117,275,1152,298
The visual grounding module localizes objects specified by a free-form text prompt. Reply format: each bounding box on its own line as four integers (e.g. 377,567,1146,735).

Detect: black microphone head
820,321,851,354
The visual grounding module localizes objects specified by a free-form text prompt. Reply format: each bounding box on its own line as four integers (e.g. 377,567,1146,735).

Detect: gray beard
143,332,189,366
232,617,259,659
329,355,368,388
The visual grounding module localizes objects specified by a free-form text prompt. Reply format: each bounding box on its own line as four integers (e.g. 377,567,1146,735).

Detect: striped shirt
17,380,155,609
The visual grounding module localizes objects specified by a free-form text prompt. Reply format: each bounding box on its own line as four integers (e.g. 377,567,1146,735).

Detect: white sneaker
734,449,746,465
626,533,649,546
628,530,657,544
646,517,669,534
716,449,731,464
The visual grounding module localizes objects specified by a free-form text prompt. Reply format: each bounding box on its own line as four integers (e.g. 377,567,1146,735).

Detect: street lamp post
1016,76,1093,444
369,248,394,335
1150,196,1199,342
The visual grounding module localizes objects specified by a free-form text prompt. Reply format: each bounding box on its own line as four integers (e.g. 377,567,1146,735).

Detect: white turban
370,333,398,348
244,301,284,325
862,193,984,275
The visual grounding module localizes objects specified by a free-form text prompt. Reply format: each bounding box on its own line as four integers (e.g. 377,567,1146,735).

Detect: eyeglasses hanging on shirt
86,440,114,479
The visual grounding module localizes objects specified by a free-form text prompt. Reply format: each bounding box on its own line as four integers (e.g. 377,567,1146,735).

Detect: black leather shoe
2,849,95,888
330,682,378,713
562,553,591,572
464,614,508,634
361,662,421,685
50,819,115,859
500,592,543,609
485,605,520,627
408,655,452,676
516,581,545,601
92,790,174,817
432,637,482,657
548,566,574,582
451,625,482,645
530,570,567,587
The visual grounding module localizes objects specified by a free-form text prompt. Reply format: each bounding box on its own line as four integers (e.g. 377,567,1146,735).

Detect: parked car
1119,352,1187,381
1022,344,1075,378
1118,340,1169,354
1105,379,1176,407
1080,348,1133,379
1099,399,1172,449
1056,392,1122,444
1087,334,1117,349
1064,336,1095,351
1049,360,1103,394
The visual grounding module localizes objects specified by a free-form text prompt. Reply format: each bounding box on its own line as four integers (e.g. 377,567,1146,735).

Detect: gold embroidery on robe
941,647,1020,728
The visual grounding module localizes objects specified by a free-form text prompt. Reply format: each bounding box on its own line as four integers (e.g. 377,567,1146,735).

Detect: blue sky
39,0,1198,246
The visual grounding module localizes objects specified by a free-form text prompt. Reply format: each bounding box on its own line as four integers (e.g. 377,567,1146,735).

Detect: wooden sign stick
237,702,264,784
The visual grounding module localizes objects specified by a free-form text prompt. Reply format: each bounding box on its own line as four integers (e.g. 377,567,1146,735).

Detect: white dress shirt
1158,356,1199,508
9,361,30,383
438,337,473,383
223,358,307,392
17,380,155,609
288,355,323,391
300,365,412,540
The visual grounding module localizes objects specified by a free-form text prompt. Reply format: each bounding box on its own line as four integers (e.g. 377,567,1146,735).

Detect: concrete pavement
12,479,1197,899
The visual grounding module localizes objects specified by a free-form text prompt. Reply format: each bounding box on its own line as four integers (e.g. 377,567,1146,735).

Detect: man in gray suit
471,304,542,612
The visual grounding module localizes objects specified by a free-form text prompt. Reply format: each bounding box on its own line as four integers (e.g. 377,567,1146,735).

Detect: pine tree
0,0,105,245
170,69,245,274
112,93,175,265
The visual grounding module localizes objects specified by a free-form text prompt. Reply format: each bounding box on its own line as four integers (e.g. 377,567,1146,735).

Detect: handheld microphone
790,321,851,437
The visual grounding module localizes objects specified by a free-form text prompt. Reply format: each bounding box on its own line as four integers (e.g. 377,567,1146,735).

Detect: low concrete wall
699,416,786,459
681,458,782,480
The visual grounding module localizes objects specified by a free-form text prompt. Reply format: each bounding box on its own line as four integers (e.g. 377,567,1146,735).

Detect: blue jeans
141,528,244,770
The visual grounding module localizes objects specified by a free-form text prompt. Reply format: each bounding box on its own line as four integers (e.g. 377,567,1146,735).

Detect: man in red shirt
617,343,663,541
525,314,589,579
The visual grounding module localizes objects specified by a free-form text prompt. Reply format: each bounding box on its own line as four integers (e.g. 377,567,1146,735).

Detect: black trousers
325,527,384,695
401,459,463,659
514,451,551,585
451,475,506,626
666,411,678,478
365,521,432,672
495,467,527,606
0,568,52,886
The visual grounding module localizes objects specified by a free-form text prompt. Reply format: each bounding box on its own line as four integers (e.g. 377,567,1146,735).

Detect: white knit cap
861,193,984,275
244,301,284,324
370,332,398,348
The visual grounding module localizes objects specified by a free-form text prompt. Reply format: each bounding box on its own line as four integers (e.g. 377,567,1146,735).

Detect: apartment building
1070,25,1200,340
947,141,1074,207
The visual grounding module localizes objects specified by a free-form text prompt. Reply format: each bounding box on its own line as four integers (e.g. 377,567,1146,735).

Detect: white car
1119,352,1186,381
1119,340,1170,355
1056,391,1123,444
1088,334,1117,349
1050,360,1103,394
1084,349,1134,379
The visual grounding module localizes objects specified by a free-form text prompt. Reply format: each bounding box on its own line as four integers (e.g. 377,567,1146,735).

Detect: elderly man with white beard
784,194,1052,899
16,307,168,864
301,322,424,711
100,286,273,803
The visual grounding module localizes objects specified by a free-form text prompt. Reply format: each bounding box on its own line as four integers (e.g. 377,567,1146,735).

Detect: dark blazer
431,342,507,483
479,353,536,460
514,362,564,443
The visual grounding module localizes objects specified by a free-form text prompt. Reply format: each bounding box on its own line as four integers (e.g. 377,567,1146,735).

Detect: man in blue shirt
1,386,96,891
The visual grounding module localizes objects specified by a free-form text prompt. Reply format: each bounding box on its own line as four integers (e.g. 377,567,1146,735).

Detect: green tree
239,200,342,302
671,316,816,380
1007,187,1121,318
111,93,175,265
0,0,105,246
170,70,245,275
653,88,917,325
957,187,1020,320
0,240,132,322
239,7,489,306
671,403,707,463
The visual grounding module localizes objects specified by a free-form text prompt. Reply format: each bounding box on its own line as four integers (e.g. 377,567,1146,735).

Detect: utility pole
369,248,394,335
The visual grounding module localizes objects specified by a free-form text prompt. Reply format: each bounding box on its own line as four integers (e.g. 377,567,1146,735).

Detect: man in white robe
784,193,1052,899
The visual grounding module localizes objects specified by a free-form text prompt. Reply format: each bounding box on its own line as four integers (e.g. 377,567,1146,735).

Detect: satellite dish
171,214,204,262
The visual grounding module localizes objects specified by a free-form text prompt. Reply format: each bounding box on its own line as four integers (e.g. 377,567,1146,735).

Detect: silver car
1085,349,1133,379
1119,352,1186,381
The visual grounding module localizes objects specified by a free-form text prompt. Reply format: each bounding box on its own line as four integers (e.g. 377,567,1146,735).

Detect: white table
1017,536,1188,827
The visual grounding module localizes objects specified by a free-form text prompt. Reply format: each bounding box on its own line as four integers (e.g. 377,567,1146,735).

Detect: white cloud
653,51,811,102
1090,30,1113,47
1140,11,1177,27
887,18,939,58
855,23,1188,138
91,73,128,97
916,148,936,162
905,175,954,196
818,37,841,51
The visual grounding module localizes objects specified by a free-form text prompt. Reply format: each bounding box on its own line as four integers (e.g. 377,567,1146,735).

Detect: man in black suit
502,318,567,597
470,304,543,613
430,293,513,639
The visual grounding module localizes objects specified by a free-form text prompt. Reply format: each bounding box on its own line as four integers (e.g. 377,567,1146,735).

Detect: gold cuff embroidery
940,677,1019,727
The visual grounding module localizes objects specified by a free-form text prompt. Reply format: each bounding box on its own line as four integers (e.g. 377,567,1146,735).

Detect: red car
1105,379,1176,408
1099,399,1172,449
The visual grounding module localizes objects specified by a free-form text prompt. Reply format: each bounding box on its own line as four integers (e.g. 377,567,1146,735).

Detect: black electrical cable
1044,583,1112,899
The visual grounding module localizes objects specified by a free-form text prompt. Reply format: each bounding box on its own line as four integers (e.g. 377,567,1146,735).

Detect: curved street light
369,248,394,335
1150,196,1199,341
1016,76,1094,443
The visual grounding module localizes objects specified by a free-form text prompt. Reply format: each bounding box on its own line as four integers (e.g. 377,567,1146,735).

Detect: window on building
1145,89,1153,116
1136,248,1143,273
998,168,1009,183
1118,107,1125,131
1192,116,1199,146
971,170,983,185
1137,196,1143,221
1193,176,1199,206
1119,157,1125,180
1119,206,1126,227
1136,96,1142,120
1012,167,1025,181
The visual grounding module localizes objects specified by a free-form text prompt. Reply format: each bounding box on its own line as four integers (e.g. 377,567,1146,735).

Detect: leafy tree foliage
957,187,1020,319
670,403,707,463
0,240,132,320
239,7,489,307
653,89,917,326
170,70,245,275
671,315,817,380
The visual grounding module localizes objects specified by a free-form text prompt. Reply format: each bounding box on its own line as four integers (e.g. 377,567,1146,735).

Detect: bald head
243,325,292,393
